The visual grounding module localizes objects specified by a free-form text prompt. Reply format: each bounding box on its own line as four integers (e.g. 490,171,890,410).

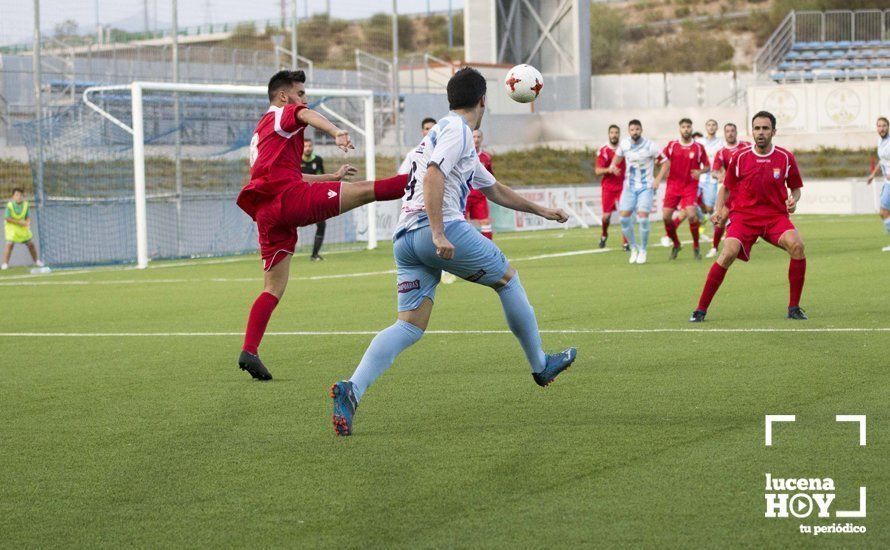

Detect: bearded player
708,123,750,258
865,116,890,252
330,68,576,436
594,124,628,250
690,111,808,322
466,128,494,239
236,70,407,380
653,118,710,260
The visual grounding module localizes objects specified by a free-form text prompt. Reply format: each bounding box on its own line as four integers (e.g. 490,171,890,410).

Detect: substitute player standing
690,111,808,322
653,118,710,260
609,119,661,264
466,128,494,240
2,188,44,270
709,123,750,258
236,70,407,380
330,68,577,436
594,124,628,250
865,116,890,252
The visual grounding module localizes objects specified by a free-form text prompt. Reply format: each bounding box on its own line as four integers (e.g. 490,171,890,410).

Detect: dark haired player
595,124,628,250
236,70,407,380
653,118,710,260
690,111,808,322
330,68,577,436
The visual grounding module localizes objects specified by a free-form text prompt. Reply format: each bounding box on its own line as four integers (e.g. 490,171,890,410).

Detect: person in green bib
2,188,44,270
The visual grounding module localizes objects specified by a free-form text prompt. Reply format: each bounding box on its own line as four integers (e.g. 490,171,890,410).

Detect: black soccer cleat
689,309,707,323
670,245,682,260
238,350,273,380
693,247,702,260
787,306,808,320
310,255,324,262
622,242,630,252
598,236,607,249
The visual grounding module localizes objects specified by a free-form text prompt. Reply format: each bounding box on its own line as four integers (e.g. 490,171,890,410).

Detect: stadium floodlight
82,81,378,269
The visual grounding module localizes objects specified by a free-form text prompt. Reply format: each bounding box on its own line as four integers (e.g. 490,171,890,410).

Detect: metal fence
755,9,890,76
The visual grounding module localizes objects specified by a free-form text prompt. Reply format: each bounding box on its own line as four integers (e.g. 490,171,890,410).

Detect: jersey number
405,161,418,200
249,133,259,167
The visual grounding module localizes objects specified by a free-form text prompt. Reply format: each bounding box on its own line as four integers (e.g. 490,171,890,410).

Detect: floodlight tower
464,0,591,109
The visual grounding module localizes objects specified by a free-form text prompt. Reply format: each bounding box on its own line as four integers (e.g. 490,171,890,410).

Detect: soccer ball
504,64,544,103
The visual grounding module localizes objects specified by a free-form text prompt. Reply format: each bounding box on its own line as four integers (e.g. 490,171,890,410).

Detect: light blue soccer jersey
615,137,661,191
697,135,724,186
878,135,890,184
394,112,496,238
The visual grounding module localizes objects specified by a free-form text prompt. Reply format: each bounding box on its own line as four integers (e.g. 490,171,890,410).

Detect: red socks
713,225,724,249
243,291,279,355
482,231,493,240
664,219,681,247
690,219,700,249
602,217,610,238
374,174,408,201
788,258,806,307
697,263,728,311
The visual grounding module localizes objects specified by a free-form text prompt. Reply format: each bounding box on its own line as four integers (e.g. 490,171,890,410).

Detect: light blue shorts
881,182,890,211
618,186,654,214
700,180,718,208
393,220,510,311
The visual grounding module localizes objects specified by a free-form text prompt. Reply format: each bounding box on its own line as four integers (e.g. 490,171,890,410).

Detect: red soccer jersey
468,150,494,203
724,145,803,219
712,140,752,173
478,150,494,175
236,103,309,219
596,144,625,190
661,140,709,189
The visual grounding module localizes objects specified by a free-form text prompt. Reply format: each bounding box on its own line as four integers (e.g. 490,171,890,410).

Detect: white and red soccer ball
504,64,544,103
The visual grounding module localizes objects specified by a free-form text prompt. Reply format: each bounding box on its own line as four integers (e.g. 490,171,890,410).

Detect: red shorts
724,214,796,262
663,184,699,210
254,180,342,270
465,190,490,220
602,185,622,214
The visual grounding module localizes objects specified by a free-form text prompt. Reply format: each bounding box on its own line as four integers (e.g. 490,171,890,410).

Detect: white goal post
82,81,378,269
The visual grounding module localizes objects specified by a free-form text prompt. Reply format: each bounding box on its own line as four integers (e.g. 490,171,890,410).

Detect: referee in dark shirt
301,138,327,261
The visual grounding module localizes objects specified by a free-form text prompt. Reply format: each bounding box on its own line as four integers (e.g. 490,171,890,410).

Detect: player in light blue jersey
866,116,890,252
697,119,724,232
329,68,578,436
608,119,661,265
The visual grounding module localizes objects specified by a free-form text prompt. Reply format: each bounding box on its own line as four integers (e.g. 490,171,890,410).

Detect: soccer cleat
660,236,672,248
598,236,607,249
310,255,324,262
628,247,639,264
330,380,358,436
689,309,707,323
622,242,630,252
635,249,647,264
693,247,702,260
237,350,273,381
706,247,718,258
533,347,578,387
669,245,682,260
787,306,808,320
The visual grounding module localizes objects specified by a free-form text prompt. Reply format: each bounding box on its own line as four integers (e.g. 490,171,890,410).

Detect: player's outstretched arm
481,182,568,222
296,109,355,152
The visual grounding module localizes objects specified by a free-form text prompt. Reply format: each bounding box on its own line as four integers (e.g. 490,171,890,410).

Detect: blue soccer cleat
330,380,358,436
533,347,578,387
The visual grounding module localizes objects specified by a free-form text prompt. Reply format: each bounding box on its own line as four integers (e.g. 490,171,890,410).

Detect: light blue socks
638,216,651,251
496,274,546,373
620,215,636,248
349,319,424,402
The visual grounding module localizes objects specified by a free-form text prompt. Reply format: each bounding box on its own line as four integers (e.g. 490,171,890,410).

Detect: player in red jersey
653,118,710,260
708,123,751,258
236,70,408,380
465,129,493,239
690,111,808,322
594,124,628,250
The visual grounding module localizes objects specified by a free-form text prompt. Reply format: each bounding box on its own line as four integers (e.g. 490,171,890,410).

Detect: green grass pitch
1,215,887,547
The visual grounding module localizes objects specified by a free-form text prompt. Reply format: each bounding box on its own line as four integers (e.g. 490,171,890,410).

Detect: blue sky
0,0,465,46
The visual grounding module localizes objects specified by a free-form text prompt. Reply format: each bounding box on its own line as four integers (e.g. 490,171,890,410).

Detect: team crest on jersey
689,152,695,159
773,168,781,179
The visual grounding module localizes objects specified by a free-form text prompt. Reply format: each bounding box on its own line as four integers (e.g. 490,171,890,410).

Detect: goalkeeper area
1,217,888,547
21,82,380,268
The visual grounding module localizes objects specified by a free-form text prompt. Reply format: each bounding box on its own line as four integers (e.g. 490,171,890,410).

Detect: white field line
0,248,613,287
1,328,888,337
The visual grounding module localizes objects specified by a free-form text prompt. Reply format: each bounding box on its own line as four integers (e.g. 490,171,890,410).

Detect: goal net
23,82,377,268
